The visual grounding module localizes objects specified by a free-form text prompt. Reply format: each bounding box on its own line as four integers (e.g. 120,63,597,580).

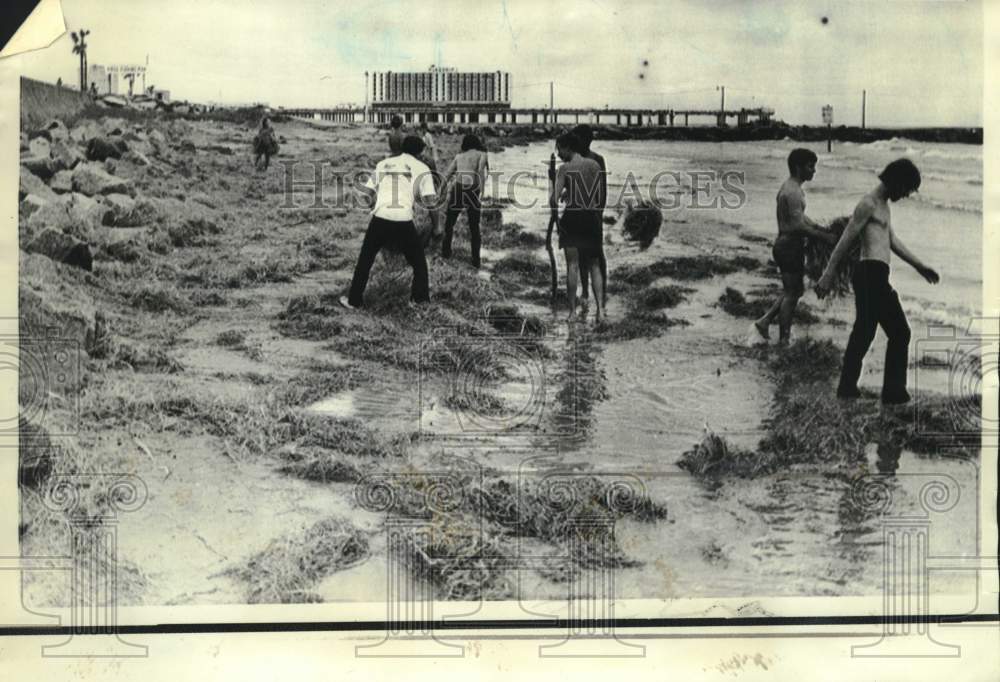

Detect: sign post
822,104,833,152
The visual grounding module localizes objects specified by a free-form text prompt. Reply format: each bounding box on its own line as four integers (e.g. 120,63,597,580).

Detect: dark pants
348,216,430,307
442,183,482,267
838,260,911,403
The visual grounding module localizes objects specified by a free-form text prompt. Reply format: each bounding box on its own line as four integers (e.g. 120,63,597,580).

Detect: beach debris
804,215,859,296
25,228,94,271
621,198,663,250
226,516,370,604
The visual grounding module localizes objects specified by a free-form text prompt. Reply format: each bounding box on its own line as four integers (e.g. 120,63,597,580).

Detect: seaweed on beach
717,287,819,323
227,516,369,603
804,215,859,297
678,428,770,478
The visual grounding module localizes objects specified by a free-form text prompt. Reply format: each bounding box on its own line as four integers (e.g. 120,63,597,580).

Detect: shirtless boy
816,158,939,405
755,148,836,343
550,132,604,322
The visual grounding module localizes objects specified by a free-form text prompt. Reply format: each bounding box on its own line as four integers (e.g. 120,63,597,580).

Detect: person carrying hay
550,132,605,322
253,117,279,171
571,125,609,306
340,135,440,310
754,148,836,344
816,158,939,405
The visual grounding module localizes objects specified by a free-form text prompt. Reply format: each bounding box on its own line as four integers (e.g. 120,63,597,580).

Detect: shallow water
303,137,984,601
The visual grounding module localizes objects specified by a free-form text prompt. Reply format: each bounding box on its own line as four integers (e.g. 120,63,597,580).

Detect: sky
13,0,984,126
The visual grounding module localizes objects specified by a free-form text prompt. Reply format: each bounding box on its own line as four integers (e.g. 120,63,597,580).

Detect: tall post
364,71,369,123
862,89,867,130
550,81,554,116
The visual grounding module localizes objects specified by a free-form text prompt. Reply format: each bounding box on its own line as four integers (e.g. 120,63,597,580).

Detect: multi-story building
368,66,511,121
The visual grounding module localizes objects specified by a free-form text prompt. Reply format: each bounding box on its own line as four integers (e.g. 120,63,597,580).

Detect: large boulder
19,166,56,201
71,162,133,196
32,119,70,143
28,136,51,158
26,192,111,241
85,137,127,162
49,170,73,194
69,120,103,144
20,194,49,220
25,228,94,271
50,138,86,171
20,156,56,180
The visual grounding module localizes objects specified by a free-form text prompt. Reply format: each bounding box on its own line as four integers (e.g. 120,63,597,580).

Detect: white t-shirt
364,153,436,222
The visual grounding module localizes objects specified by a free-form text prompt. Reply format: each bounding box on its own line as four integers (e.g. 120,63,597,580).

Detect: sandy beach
18,112,982,608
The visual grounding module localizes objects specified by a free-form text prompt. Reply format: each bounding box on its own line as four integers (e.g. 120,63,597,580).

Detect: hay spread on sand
227,516,370,603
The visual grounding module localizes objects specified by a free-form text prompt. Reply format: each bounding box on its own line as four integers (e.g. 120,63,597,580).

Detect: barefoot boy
755,148,836,343
550,132,604,322
815,158,939,405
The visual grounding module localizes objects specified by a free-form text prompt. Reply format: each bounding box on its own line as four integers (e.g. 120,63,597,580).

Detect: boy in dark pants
816,158,939,405
341,135,440,310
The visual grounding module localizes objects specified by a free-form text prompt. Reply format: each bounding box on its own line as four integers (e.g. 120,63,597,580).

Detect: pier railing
280,105,774,128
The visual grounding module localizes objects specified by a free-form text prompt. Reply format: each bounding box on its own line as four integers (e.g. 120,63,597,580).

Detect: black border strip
1,613,997,636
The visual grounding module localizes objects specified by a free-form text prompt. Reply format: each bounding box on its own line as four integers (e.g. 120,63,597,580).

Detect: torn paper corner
0,0,66,60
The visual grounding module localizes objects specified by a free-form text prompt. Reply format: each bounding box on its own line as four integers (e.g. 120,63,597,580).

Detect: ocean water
490,137,983,330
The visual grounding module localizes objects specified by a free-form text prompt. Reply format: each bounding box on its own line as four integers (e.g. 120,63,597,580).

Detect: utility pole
716,85,726,127
549,81,554,113
365,71,369,123
861,89,867,130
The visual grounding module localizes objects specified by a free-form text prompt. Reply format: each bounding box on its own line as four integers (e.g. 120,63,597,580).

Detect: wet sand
19,116,981,607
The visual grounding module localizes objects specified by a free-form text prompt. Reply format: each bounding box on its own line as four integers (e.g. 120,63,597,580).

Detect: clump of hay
128,284,192,314
595,312,690,342
403,514,516,601
480,222,546,249
227,517,369,604
276,448,364,483
276,293,345,340
622,199,663,250
649,255,761,281
805,215,859,297
492,253,551,287
631,285,693,311
678,427,772,478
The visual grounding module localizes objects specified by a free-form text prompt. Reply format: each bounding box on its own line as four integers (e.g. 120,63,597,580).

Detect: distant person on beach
439,134,489,268
551,132,605,322
571,124,609,307
341,135,439,311
754,148,836,344
816,158,939,405
253,117,278,171
419,121,438,170
388,115,405,156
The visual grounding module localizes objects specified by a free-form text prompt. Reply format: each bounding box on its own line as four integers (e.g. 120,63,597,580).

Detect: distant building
88,64,118,95
369,66,511,110
152,89,170,103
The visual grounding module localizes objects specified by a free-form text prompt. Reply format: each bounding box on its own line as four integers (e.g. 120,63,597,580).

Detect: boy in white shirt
340,136,440,310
